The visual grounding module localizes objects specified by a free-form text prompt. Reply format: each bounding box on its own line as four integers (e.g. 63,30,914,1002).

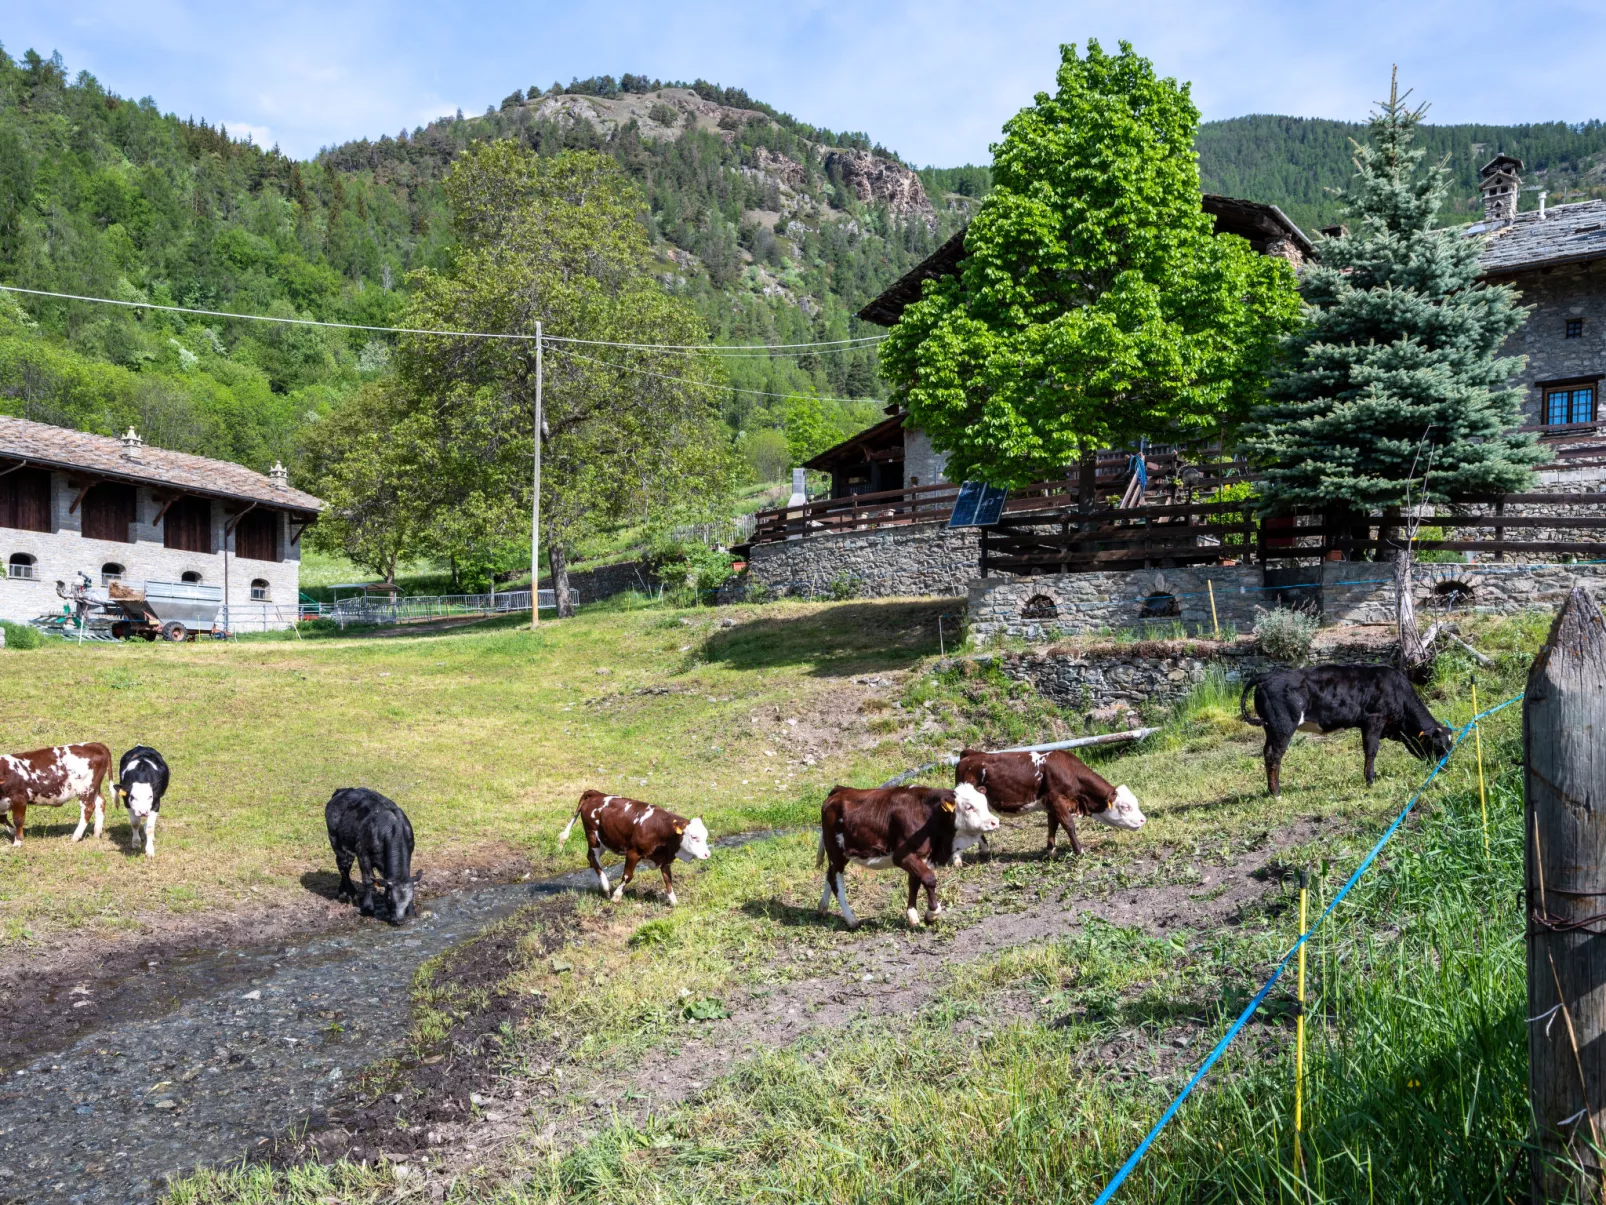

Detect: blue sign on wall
948,481,1010,528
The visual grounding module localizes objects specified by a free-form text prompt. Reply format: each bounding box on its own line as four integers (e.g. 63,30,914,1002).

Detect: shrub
0,621,42,649
1253,605,1319,662
647,102,680,127
826,574,861,601
645,539,735,603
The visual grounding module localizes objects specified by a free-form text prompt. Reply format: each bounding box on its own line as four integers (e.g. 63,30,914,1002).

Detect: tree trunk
449,554,460,592
1526,588,1606,1203
548,541,574,618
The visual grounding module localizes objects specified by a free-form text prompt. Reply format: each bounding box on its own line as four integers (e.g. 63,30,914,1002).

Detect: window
1546,385,1597,426
250,578,270,601
100,562,125,586
234,509,280,562
7,552,36,580
0,468,51,533
80,482,136,543
162,497,212,553
1566,318,1584,339
180,571,202,584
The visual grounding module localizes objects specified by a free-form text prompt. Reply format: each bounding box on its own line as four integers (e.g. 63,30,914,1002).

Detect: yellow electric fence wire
1294,867,1309,1172
1472,677,1490,859
1208,579,1220,640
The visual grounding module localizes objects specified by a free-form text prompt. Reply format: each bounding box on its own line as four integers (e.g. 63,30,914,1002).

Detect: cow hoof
666,892,677,907
610,888,624,902
905,908,921,929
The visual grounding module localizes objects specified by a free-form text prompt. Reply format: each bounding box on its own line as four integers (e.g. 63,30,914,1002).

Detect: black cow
116,745,170,858
325,788,419,924
1240,665,1455,796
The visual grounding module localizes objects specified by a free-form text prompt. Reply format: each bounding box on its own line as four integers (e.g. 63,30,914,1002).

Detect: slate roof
0,415,323,513
1474,199,1606,276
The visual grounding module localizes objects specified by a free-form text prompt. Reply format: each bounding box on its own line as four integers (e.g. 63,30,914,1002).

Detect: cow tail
815,833,826,869
557,807,580,846
1240,679,1264,728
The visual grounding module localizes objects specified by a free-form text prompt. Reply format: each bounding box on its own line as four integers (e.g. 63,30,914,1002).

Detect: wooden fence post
1527,586,1606,1203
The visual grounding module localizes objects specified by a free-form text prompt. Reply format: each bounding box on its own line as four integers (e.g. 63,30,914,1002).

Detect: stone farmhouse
0,416,322,629
1471,154,1606,452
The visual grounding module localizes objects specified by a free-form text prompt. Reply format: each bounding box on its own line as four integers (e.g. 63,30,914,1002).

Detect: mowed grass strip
0,599,951,943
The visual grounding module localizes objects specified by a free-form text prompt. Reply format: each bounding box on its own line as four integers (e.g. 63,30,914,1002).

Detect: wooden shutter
162,497,213,553
80,483,136,543
0,468,52,533
234,509,280,562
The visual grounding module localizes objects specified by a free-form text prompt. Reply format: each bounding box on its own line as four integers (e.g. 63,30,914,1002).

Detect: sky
5,0,1606,165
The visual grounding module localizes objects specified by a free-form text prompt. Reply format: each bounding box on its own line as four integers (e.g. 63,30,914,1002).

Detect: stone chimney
1479,154,1524,225
268,460,288,490
119,427,143,460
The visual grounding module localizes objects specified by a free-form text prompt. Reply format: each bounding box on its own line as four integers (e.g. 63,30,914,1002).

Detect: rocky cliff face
825,150,932,217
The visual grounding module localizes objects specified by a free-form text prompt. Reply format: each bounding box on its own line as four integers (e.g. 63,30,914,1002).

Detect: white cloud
222,121,274,148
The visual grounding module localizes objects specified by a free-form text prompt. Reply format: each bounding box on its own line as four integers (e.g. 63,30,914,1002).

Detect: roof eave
0,451,323,514
1480,246,1606,279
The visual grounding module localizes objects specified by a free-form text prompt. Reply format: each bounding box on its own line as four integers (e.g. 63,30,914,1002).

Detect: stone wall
740,520,980,599
538,559,658,605
970,559,1606,642
984,633,1386,715
1502,258,1606,425
903,427,949,489
0,473,301,628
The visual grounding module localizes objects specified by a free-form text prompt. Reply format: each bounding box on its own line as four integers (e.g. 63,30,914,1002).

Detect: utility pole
1526,586,1606,1202
531,320,542,630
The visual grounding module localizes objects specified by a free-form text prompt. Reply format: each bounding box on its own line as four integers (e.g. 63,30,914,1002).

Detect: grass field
0,597,960,944
162,605,1551,1204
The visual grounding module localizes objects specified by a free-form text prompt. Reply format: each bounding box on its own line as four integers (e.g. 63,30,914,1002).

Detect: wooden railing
976,493,1606,575
981,499,1258,575
743,455,1257,547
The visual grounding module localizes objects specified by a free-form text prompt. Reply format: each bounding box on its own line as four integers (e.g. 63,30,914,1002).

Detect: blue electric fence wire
1088,690,1525,1205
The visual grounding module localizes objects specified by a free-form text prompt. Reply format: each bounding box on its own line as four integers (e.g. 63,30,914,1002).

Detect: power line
0,284,887,354
550,345,884,405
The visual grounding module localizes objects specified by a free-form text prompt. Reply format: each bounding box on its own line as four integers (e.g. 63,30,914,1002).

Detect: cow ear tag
941,799,955,813
675,824,685,834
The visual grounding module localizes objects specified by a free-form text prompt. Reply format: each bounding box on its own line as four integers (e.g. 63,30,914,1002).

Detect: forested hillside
1196,114,1606,231
0,51,967,483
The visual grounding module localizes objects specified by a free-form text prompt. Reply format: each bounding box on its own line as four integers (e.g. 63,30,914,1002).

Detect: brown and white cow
954,749,1145,860
1,743,113,846
815,782,999,930
558,790,711,905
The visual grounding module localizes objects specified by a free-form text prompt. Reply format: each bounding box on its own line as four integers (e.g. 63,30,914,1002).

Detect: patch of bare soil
0,850,535,1076
271,897,579,1171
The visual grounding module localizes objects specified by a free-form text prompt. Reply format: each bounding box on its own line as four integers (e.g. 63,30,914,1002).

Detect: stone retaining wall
537,559,658,605
985,635,1388,714
739,521,979,599
970,560,1606,641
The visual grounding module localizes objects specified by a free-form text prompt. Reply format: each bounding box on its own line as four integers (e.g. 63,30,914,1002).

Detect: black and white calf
116,745,170,858
324,788,420,924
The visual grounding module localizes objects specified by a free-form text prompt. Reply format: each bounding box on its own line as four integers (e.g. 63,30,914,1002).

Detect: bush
645,539,735,602
826,574,862,601
1253,605,1318,662
0,621,41,650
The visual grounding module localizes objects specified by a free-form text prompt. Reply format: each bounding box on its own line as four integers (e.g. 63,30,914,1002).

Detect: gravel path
0,871,591,1205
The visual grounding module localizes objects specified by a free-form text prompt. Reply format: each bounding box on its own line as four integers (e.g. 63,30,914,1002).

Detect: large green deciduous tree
393,145,733,615
1243,74,1544,517
880,41,1302,489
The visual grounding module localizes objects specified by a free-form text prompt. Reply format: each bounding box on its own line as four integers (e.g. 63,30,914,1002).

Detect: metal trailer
106,580,224,642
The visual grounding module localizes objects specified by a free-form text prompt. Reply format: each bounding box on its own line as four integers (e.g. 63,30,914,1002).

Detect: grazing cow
953,749,1146,859
815,783,999,930
1240,665,1456,796
325,788,419,924
558,791,711,905
0,743,112,846
116,745,170,858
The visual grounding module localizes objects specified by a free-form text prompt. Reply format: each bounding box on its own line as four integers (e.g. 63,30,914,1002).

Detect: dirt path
303,819,1325,1187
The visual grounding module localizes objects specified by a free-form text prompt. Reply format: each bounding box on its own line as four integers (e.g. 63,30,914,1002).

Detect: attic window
1567,318,1584,339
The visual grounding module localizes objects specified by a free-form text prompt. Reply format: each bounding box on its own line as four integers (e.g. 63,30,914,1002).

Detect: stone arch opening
1432,579,1476,609
1139,591,1179,618
7,552,36,580
1020,594,1058,620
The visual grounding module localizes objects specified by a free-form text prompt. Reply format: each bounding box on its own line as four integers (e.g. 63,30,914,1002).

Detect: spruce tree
1243,72,1544,517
